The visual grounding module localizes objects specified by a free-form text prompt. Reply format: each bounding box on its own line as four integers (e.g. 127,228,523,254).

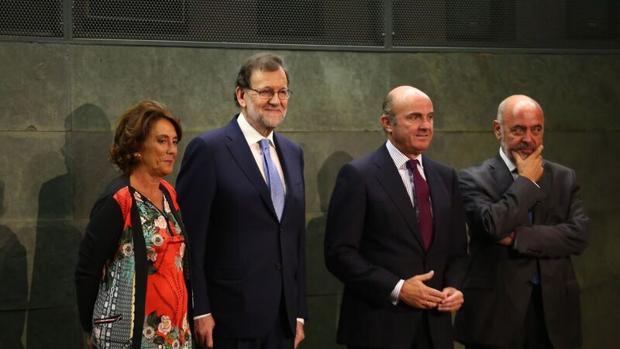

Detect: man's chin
263,114,285,127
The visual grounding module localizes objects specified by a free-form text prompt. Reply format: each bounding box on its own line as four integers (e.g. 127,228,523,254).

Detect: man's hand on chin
513,145,544,183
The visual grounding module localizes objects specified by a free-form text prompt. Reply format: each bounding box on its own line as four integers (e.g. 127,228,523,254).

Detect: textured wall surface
0,42,618,348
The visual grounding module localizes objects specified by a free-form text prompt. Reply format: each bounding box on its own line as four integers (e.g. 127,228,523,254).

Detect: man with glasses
454,95,588,349
177,53,307,349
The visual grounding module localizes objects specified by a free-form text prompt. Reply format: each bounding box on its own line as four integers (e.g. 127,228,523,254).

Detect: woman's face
137,118,178,178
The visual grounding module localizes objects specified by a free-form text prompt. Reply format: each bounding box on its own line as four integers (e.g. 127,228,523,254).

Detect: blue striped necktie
259,139,285,221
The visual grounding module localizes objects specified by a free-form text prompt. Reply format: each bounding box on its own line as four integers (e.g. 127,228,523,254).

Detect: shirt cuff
193,313,212,320
296,318,305,325
513,235,519,250
390,279,405,305
518,174,540,188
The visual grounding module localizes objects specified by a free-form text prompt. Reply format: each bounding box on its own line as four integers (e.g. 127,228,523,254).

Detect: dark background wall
0,42,618,348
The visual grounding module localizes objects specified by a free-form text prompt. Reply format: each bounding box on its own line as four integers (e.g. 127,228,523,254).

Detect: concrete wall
0,42,618,348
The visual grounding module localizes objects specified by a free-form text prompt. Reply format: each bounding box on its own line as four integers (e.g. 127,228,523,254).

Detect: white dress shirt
237,113,286,193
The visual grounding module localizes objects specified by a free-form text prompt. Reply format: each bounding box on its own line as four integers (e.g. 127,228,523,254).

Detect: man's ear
380,115,392,133
235,87,247,108
492,120,502,140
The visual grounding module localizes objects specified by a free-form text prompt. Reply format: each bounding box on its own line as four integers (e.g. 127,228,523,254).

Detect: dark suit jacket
176,116,307,338
454,154,588,349
324,145,467,349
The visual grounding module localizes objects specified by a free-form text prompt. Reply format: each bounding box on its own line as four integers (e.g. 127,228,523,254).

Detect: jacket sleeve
459,169,543,242
459,167,588,258
324,164,400,304
296,148,308,320
75,195,123,332
176,136,217,316
513,169,589,258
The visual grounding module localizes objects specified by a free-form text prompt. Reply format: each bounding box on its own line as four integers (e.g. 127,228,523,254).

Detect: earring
134,152,141,159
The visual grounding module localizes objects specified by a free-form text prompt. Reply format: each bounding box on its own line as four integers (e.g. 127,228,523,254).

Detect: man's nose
268,92,281,104
420,117,431,129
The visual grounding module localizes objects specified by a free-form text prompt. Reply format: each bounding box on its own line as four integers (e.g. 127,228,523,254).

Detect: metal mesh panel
0,0,63,38
1,0,618,51
566,0,619,40
392,0,516,47
72,0,385,46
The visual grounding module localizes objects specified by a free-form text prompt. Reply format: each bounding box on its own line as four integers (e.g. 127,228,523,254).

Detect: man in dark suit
176,53,307,349
454,95,589,349
324,86,468,349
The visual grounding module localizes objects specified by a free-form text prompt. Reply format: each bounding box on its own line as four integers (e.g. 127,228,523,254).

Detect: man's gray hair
382,93,396,123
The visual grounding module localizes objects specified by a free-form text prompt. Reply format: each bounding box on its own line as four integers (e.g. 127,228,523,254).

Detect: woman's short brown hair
109,100,182,175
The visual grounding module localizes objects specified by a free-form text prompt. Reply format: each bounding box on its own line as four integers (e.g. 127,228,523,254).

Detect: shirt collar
499,147,516,173
237,112,275,146
386,140,423,170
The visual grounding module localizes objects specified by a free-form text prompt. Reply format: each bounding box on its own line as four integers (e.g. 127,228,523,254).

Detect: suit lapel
372,146,425,249
489,154,514,196
533,161,551,224
274,133,298,220
423,158,448,251
224,117,277,218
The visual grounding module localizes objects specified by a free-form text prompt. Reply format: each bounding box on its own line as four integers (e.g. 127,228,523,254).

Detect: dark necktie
512,169,540,285
259,139,285,221
406,159,433,250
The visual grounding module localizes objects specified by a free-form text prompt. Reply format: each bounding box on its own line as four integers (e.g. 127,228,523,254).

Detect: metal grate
392,0,516,47
0,0,618,51
72,0,385,47
0,0,63,37
566,0,619,40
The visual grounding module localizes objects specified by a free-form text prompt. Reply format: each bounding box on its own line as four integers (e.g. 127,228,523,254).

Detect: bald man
454,95,588,349
325,86,468,349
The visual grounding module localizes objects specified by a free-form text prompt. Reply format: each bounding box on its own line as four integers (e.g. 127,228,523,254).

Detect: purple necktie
406,159,433,250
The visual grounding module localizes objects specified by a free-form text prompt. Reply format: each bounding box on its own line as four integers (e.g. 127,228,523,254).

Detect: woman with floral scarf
76,100,192,349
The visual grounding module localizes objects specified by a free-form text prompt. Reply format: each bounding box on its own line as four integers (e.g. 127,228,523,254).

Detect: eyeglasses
246,88,292,100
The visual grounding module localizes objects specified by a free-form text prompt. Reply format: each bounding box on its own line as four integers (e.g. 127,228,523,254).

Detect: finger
207,331,214,349
421,300,435,309
511,151,523,163
426,297,445,306
439,297,458,307
437,304,456,312
414,270,435,282
534,144,544,156
442,291,458,301
200,335,209,349
195,332,205,349
438,297,461,309
424,286,445,299
294,334,304,349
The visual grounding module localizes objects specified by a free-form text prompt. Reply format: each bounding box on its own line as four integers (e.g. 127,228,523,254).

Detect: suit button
274,263,282,271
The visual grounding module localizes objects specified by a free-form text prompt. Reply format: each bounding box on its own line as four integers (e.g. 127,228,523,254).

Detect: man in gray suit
454,95,589,349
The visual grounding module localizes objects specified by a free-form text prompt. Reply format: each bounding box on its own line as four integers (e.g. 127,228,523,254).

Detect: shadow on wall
0,180,28,349
304,151,353,349
28,104,113,349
